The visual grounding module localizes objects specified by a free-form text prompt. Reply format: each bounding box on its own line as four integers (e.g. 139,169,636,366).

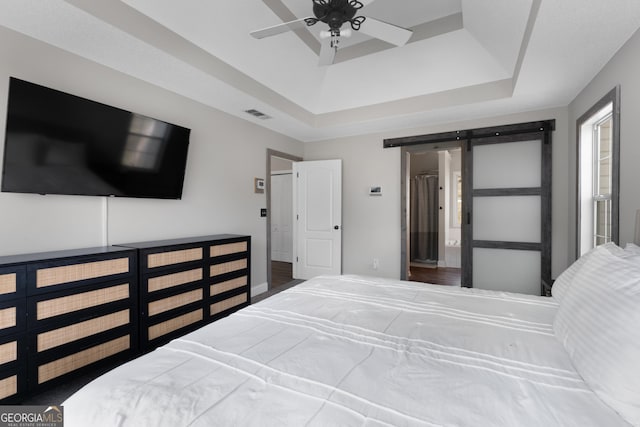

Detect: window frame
576,86,620,257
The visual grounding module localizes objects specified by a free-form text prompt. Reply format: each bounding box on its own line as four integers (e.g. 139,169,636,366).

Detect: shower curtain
410,175,439,262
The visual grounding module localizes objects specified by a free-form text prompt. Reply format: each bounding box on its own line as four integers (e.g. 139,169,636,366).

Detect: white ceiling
1,0,640,142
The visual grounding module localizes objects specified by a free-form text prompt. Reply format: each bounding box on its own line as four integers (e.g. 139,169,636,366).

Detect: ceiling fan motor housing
313,0,362,31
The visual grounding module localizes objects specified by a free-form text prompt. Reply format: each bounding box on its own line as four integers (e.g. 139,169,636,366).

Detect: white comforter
63,275,628,426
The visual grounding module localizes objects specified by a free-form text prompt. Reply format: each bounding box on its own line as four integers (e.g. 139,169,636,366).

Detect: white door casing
293,159,342,279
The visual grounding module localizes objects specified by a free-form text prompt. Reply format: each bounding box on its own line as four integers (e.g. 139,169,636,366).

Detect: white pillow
625,243,640,255
553,245,640,425
551,242,626,302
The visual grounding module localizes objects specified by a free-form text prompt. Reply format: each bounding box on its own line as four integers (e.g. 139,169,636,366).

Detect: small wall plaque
369,186,382,196
254,178,265,193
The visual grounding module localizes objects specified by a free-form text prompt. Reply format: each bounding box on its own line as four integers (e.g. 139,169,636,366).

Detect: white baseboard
252,282,268,296
438,260,446,268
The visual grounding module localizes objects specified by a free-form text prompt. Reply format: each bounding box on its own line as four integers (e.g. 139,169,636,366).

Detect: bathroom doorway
403,143,462,286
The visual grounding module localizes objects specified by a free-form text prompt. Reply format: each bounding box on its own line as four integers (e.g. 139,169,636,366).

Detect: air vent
244,109,272,120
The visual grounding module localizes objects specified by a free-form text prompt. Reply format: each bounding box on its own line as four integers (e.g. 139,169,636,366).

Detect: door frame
400,141,462,281
266,149,302,291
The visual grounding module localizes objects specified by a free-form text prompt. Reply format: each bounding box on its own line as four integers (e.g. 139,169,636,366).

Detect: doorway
403,142,462,286
266,149,302,291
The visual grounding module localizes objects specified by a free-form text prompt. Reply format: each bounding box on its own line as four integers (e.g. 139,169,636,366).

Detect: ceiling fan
250,0,413,66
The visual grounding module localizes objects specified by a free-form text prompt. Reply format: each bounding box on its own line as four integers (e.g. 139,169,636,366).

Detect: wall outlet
372,258,379,270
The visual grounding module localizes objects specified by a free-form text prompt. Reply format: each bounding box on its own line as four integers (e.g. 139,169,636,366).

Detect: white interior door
271,173,293,262
293,159,342,279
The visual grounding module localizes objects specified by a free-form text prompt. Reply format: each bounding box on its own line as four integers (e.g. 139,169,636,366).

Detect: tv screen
2,77,190,199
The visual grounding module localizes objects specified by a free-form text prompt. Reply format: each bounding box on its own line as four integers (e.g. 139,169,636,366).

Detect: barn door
462,130,552,295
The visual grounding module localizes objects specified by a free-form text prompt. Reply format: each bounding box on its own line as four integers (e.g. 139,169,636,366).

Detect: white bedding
63,275,629,426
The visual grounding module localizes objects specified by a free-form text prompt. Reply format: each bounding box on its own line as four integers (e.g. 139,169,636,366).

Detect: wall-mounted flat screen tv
2,77,190,199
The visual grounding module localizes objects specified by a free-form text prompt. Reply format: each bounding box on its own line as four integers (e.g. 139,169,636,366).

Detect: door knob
334,225,340,230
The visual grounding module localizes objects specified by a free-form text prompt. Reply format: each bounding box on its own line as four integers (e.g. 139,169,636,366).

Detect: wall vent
244,109,272,120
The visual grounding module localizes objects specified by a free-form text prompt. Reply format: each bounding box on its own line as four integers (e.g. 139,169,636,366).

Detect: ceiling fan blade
318,39,336,66
250,17,313,39
358,17,413,46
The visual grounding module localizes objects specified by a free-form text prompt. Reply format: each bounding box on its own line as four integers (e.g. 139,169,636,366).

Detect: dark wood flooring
409,266,461,286
271,261,293,287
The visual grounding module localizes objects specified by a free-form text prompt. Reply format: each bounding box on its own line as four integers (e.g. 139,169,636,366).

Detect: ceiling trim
314,78,514,127
63,0,317,126
510,0,542,90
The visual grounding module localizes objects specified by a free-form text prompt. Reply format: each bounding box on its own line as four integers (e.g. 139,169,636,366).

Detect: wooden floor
271,261,293,287
409,266,461,286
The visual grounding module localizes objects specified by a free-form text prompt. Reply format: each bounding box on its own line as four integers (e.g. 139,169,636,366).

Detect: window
593,115,612,246
577,87,620,256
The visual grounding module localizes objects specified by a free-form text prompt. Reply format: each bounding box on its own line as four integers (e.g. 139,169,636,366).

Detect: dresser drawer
28,281,133,327
0,266,25,300
27,252,135,296
0,334,26,402
0,299,26,338
34,334,132,386
210,292,248,317
146,247,203,269
210,241,247,258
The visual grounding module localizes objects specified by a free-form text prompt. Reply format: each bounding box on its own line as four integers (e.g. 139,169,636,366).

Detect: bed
63,243,640,426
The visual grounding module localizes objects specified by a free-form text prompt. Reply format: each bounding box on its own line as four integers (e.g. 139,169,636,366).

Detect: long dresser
0,234,251,402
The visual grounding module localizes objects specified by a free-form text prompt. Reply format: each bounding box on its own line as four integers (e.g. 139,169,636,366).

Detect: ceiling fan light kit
250,0,412,66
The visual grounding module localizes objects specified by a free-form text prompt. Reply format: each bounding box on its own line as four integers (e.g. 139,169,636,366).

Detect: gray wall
0,26,303,293
568,27,640,260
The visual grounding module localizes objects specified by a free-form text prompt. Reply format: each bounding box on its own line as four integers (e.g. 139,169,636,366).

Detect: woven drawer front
210,293,247,316
0,341,17,366
37,310,130,352
210,259,247,277
210,242,247,258
0,375,17,400
147,248,203,269
210,276,247,297
148,309,203,341
36,284,129,321
147,269,203,293
0,308,16,331
36,258,130,288
38,335,130,385
148,289,203,317
0,273,16,296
